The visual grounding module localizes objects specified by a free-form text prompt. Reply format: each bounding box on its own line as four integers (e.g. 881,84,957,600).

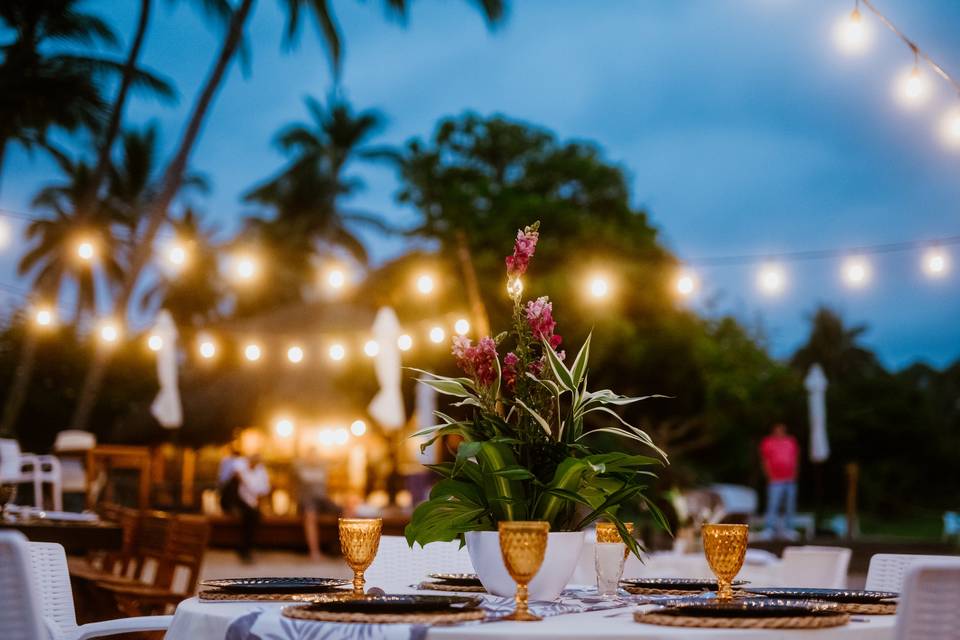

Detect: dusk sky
3,0,960,368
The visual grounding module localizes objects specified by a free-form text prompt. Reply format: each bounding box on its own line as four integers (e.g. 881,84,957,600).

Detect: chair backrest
0,531,46,640
28,541,79,638
366,536,474,591
53,430,96,452
160,514,210,594
895,560,960,640
779,546,851,588
866,553,960,592
0,438,23,482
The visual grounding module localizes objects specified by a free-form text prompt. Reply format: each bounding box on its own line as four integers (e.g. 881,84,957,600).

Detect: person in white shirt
221,451,270,562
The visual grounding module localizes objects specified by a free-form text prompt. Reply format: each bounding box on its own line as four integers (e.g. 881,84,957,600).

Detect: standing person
760,423,800,540
222,451,270,562
295,449,340,561
217,445,242,514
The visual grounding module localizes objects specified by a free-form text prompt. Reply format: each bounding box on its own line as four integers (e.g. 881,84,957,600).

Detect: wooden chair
68,504,142,583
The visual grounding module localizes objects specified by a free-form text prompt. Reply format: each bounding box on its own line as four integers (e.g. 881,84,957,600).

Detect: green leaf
534,458,588,524
491,465,537,480
569,332,591,388
515,399,552,437
542,337,575,390
418,377,474,398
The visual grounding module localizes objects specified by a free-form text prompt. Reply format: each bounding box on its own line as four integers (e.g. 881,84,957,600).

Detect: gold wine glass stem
717,577,732,601
515,582,529,617
353,570,365,595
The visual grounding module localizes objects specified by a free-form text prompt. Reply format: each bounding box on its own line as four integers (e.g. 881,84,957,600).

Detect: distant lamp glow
98,319,120,344
244,343,262,362
842,256,870,287
587,275,610,299
454,318,470,335
317,428,335,447
364,340,380,357
757,264,786,295
329,343,346,361
834,7,870,54
675,271,697,297
333,427,349,445
198,336,217,359
940,109,960,148
397,334,413,351
286,345,304,364
165,240,188,270
429,326,446,344
896,66,931,107
0,219,11,248
147,333,163,352
416,273,435,295
274,417,295,438
326,267,346,290
923,248,949,277
350,419,367,436
231,253,259,283
34,306,55,328
76,239,96,262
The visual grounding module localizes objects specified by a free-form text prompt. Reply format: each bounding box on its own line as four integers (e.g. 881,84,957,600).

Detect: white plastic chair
0,438,63,511
894,559,960,640
28,541,173,640
775,546,851,588
0,531,46,640
366,536,474,592
866,553,960,592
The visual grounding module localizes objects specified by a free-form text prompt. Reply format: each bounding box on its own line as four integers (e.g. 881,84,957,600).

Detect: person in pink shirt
760,423,800,540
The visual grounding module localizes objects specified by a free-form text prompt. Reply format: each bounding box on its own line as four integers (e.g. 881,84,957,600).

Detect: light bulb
588,276,610,299
416,274,435,295
397,334,413,351
329,343,345,361
896,66,931,107
232,254,258,282
333,427,349,445
76,240,95,262
757,264,786,295
675,272,697,297
98,320,120,344
364,340,380,357
454,318,470,335
166,241,187,270
429,326,446,344
923,248,949,277
940,109,960,148
34,306,55,328
326,268,345,289
287,345,304,364
244,343,261,362
351,420,367,436
842,257,870,287
274,417,294,438
147,333,163,351
198,336,217,359
834,7,870,54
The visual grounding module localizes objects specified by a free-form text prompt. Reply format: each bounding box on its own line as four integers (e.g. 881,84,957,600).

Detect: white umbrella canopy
805,363,829,463
367,306,405,431
150,310,182,429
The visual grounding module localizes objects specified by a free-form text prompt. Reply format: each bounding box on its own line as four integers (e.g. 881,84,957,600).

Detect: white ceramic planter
465,530,585,601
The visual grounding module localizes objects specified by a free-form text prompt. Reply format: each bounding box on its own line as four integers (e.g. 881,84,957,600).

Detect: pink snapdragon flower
503,352,519,389
505,226,539,278
525,296,562,350
452,336,499,387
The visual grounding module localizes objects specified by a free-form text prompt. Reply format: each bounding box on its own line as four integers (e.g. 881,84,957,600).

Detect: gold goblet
596,521,635,559
701,523,748,601
339,517,382,595
499,521,550,621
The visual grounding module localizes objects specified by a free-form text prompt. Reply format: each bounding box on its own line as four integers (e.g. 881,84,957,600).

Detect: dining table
0,518,122,553
165,589,897,640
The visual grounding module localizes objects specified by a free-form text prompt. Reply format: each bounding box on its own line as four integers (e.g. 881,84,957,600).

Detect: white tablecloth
165,596,896,640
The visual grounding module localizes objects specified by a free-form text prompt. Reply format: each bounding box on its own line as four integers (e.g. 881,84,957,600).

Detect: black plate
427,573,482,586
304,594,482,614
199,577,350,593
745,587,899,604
658,598,840,618
621,577,748,591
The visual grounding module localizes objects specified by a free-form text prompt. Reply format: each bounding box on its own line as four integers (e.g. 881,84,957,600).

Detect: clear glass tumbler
595,541,627,597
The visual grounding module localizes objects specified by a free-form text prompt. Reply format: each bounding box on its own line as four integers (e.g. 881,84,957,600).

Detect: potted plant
405,222,669,600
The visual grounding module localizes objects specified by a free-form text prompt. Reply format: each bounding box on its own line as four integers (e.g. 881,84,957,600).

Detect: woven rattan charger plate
635,610,850,629
833,602,896,615
623,587,751,597
282,604,487,624
199,588,345,602
417,580,487,593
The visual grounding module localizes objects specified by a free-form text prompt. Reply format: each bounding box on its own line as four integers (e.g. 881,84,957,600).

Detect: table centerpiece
405,221,669,600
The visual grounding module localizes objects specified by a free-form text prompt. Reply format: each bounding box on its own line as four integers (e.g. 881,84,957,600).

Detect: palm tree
0,0,175,191
791,307,882,380
69,0,507,430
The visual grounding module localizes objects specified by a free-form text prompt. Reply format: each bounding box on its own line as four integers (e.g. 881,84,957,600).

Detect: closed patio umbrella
805,363,829,463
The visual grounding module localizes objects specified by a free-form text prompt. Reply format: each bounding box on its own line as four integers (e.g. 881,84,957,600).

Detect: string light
165,240,188,271
415,273,435,295
675,271,698,297
842,256,871,287
329,343,346,361
333,427,349,445
76,238,96,262
506,277,523,299
33,305,55,328
757,264,786,296
198,335,217,359
454,318,470,335
895,64,931,107
97,319,120,344
363,340,380,357
834,4,870,54
397,334,413,351
940,109,960,148
326,267,346,290
244,343,262,362
922,248,949,277
351,419,367,436
287,345,304,364
147,333,163,352
587,275,610,300
231,253,259,283
273,416,295,438
429,326,446,344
